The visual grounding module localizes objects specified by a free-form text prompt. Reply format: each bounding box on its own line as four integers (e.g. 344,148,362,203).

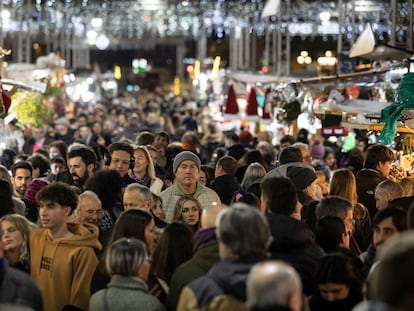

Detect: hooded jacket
267,213,323,295
30,223,101,311
177,258,262,311
89,275,165,311
210,174,240,205
356,168,387,221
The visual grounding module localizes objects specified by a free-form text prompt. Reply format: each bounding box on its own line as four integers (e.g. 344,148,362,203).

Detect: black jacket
210,175,240,205
267,213,323,295
356,168,387,221
0,258,43,311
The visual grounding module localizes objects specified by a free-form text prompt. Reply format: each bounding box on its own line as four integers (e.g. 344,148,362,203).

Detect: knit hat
173,151,201,174
310,140,325,159
286,166,317,190
24,178,49,207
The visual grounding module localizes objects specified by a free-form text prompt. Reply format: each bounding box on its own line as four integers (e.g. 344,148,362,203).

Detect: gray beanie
173,151,201,173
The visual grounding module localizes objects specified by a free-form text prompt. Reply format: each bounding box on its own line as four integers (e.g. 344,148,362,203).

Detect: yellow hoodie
30,223,101,311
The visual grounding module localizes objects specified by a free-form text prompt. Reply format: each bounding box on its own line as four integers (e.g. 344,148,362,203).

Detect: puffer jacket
177,258,263,311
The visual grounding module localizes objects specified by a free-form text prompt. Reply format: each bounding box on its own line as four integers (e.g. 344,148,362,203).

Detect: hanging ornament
277,100,301,125
246,87,259,121
223,85,239,120
348,84,360,99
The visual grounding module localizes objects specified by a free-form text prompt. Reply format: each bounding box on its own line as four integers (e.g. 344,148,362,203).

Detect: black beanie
287,166,317,191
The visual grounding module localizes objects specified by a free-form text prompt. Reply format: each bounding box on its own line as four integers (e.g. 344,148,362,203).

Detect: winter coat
266,213,323,295
356,168,387,221
0,258,43,311
167,228,219,310
177,258,263,311
210,174,240,205
89,275,165,311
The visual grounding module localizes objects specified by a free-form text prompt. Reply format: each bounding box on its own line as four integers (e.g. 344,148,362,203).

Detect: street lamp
317,50,337,76
297,51,312,65
317,50,337,66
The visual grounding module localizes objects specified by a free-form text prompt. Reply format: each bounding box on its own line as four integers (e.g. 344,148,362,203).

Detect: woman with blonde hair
400,177,414,197
130,145,164,195
173,196,202,234
1,213,35,272
330,168,371,253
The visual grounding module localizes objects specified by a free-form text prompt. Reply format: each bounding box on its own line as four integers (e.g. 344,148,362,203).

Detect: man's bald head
201,203,227,229
247,261,302,311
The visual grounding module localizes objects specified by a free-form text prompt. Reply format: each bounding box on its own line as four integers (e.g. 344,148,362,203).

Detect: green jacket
167,240,220,311
89,275,165,311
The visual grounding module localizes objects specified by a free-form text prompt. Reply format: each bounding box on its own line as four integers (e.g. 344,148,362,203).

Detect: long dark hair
150,222,193,285
98,209,153,275
85,170,123,210
0,178,15,217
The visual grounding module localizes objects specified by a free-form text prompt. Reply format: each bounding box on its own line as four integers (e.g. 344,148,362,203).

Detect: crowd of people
1,92,414,311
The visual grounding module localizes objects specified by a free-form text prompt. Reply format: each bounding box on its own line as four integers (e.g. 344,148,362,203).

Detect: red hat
24,179,49,207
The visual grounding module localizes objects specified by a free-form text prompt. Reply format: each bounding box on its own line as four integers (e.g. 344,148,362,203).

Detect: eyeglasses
85,210,102,216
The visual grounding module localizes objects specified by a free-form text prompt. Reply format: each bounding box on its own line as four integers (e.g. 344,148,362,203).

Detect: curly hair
36,182,78,214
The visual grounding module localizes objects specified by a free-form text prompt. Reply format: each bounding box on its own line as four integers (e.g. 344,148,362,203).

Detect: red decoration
0,79,11,115
262,87,272,119
348,85,360,99
225,85,239,114
246,87,258,116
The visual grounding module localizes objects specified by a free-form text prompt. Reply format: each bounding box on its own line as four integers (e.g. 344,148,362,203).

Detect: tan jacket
177,286,248,311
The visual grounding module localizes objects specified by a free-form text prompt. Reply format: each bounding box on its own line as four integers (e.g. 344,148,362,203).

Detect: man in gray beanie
160,151,221,222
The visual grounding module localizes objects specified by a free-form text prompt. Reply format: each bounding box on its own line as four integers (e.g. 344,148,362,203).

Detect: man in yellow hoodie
30,182,101,311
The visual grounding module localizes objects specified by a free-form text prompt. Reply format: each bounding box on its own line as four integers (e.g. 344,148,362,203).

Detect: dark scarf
134,174,151,187
193,227,217,252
